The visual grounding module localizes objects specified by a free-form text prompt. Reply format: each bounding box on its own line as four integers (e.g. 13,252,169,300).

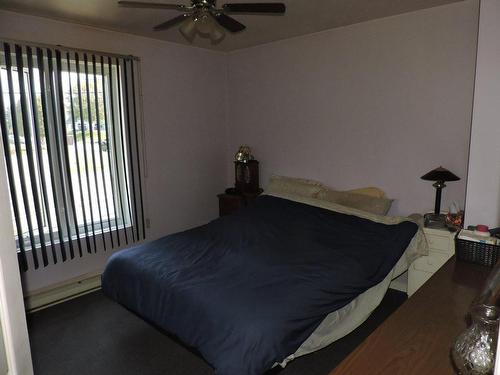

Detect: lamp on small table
421,166,460,228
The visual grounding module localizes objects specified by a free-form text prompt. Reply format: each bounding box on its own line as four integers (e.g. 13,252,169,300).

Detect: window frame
1,53,133,253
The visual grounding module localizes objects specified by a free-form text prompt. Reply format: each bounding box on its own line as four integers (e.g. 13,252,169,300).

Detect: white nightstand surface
408,227,455,296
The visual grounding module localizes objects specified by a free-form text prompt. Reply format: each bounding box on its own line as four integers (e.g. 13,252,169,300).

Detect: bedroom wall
465,0,500,228
225,0,479,217
0,10,228,293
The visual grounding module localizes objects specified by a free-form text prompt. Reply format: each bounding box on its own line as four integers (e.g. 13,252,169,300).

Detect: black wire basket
455,235,500,267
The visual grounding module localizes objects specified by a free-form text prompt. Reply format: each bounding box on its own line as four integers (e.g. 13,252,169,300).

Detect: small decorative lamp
421,166,460,228
234,146,259,194
234,145,254,163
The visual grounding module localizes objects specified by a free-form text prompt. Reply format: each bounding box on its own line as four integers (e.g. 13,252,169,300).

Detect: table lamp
421,166,460,228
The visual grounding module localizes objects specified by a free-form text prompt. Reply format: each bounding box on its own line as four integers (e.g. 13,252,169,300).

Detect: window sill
17,224,138,255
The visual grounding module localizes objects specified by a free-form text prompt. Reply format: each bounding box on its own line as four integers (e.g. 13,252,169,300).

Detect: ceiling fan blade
118,1,186,10
222,3,286,14
213,12,246,32
153,14,190,30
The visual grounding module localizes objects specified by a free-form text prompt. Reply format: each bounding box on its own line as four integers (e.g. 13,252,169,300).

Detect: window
0,42,145,271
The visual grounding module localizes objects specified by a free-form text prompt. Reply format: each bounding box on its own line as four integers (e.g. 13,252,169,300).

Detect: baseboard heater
24,272,103,313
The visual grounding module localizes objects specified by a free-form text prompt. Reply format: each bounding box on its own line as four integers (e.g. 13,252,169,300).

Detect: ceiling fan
118,0,286,44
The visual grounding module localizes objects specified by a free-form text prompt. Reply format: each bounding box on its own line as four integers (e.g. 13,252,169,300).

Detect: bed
102,191,425,375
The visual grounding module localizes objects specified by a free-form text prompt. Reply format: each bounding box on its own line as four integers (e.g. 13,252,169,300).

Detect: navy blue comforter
102,195,417,375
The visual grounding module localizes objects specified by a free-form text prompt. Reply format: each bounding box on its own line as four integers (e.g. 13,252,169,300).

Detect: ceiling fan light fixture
209,23,226,44
179,16,197,42
194,11,215,35
119,0,286,44
179,11,226,44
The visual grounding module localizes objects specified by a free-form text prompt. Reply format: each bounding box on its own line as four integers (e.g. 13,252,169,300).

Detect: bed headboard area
266,175,393,216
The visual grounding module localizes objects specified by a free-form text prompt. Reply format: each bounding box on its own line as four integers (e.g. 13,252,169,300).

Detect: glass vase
451,304,499,375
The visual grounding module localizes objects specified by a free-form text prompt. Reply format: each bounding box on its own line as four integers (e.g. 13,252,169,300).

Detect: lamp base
424,213,447,229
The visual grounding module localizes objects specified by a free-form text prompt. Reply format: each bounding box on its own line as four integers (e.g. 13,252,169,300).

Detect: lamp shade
179,17,197,42
179,12,226,44
421,166,460,182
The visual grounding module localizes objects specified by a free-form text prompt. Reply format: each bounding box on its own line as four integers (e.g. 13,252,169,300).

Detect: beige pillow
316,188,393,216
347,187,386,198
267,175,323,198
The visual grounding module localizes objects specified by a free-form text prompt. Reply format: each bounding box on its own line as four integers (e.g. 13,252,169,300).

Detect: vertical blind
0,41,145,271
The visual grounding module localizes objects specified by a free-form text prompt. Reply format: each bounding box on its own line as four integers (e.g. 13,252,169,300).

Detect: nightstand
408,227,455,296
217,189,263,217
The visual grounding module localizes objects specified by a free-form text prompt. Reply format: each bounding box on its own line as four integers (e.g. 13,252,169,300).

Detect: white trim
0,141,33,375
24,272,102,313
0,313,8,374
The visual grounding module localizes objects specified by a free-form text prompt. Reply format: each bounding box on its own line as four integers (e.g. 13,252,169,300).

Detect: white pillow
315,188,393,216
347,187,386,198
266,175,323,198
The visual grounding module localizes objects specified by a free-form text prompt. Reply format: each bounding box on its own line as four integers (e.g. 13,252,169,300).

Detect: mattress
102,195,421,375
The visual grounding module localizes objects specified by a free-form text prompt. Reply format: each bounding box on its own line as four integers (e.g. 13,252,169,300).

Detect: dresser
407,227,455,296
329,257,490,375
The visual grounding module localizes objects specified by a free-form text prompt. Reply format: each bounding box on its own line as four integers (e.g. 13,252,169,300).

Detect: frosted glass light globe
195,13,214,35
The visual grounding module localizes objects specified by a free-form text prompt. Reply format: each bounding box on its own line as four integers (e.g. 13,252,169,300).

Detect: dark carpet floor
27,289,406,375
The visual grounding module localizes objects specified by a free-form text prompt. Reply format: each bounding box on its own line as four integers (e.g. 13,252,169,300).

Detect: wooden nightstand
408,227,455,296
217,189,263,217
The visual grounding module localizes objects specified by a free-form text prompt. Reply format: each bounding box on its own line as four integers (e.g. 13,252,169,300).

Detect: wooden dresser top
329,257,491,375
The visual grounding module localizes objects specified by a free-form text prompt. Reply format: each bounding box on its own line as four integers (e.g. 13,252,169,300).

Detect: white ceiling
0,0,464,51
